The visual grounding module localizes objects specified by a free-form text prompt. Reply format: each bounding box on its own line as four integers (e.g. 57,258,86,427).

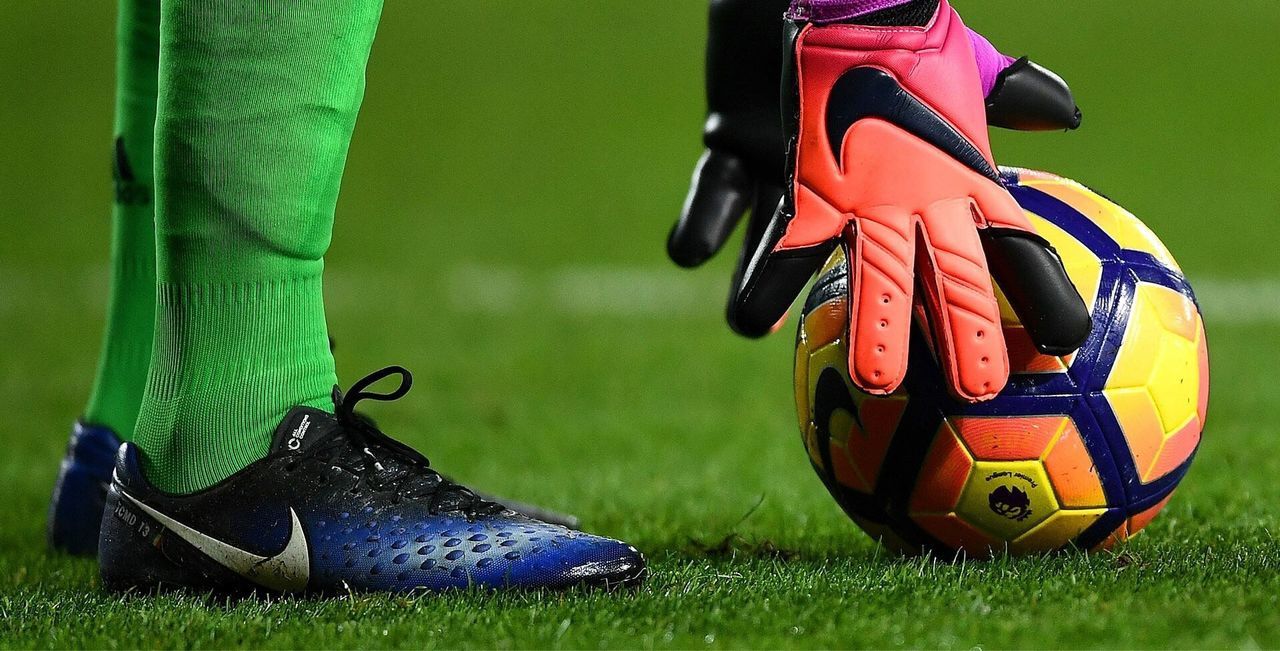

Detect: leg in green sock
133,0,384,494
82,0,160,440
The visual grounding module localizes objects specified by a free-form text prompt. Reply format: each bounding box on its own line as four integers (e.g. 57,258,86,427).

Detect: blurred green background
1,2,1279,648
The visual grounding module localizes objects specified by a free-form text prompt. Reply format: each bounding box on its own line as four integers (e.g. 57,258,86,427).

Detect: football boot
50,391,578,558
47,422,123,555
97,366,644,593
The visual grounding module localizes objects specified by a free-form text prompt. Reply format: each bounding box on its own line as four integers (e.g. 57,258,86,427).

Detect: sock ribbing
134,0,383,493
134,275,335,493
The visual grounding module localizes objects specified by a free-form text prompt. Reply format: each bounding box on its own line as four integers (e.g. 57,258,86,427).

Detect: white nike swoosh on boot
120,490,310,592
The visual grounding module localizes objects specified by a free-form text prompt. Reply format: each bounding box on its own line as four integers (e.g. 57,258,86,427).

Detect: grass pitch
2,1,1279,648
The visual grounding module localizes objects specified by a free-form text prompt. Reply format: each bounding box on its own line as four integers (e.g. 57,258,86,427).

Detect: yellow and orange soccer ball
794,169,1209,556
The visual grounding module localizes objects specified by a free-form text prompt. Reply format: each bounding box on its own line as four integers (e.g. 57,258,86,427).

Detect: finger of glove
986,57,1083,131
845,208,916,396
917,198,1010,402
669,149,753,268
726,182,786,329
965,26,1082,131
730,199,834,339
982,229,1092,355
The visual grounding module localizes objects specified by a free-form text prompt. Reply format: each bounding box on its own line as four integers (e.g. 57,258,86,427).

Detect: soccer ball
794,168,1208,556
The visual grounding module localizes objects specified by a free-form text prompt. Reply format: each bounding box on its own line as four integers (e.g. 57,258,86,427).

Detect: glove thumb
986,57,1083,131
967,27,1082,131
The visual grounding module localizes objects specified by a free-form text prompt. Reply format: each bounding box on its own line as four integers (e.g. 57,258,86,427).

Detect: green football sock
133,0,384,493
82,0,160,440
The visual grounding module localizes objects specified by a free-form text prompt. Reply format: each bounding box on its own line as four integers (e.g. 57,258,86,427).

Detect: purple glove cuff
787,0,1017,97
967,28,1018,97
787,0,915,23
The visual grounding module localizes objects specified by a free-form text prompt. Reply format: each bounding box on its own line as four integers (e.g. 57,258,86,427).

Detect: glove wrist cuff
788,0,927,25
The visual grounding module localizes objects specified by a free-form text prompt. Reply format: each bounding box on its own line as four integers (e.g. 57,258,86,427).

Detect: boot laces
316,366,502,517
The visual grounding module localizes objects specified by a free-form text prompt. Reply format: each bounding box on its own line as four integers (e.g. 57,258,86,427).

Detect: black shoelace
309,366,502,518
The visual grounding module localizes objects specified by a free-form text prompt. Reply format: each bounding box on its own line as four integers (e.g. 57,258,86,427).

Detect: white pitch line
447,264,719,318
445,265,1280,325
1187,279,1280,325
1,264,1279,325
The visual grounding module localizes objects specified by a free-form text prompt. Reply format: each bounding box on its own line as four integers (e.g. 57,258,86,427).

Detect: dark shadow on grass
96,569,647,608
667,529,1229,570
672,531,897,565
683,532,803,562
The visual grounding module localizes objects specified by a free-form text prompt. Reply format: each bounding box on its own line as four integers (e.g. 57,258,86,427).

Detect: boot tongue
270,406,341,455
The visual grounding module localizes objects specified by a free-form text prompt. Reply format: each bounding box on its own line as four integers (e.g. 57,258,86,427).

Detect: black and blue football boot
98,366,644,594
51,392,579,559
48,422,123,555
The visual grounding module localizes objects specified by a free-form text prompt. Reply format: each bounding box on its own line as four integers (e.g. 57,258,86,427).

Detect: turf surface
2,1,1279,648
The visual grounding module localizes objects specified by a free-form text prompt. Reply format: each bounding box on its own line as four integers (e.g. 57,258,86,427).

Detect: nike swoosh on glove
732,0,1091,402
